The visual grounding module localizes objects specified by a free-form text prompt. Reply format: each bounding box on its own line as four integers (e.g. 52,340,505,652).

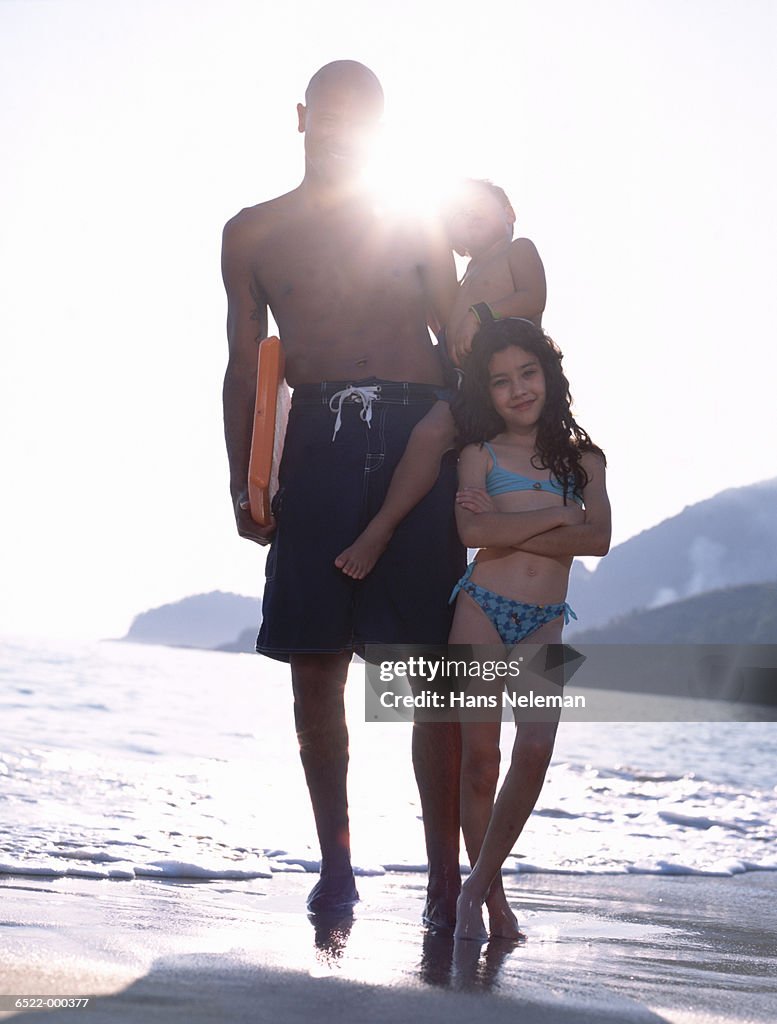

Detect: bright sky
1,0,776,639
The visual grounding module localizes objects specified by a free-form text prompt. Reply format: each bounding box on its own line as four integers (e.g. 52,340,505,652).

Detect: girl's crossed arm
454,444,580,549
516,452,611,557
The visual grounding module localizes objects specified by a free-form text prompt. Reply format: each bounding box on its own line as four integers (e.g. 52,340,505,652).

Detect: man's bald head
305,61,384,114
298,62,383,188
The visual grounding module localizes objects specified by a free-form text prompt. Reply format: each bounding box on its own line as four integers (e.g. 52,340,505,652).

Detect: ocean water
1,636,775,883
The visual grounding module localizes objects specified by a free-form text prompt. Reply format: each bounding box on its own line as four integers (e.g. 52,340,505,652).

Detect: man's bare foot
306,870,360,914
422,889,459,931
453,887,488,942
485,891,522,940
335,519,393,579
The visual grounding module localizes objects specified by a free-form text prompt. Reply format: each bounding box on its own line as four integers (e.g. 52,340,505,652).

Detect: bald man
222,61,465,925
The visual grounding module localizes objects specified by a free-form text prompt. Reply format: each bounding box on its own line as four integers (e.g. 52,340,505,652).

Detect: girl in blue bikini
449,315,611,941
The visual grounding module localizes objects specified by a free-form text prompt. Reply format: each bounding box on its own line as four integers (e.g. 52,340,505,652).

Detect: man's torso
237,189,445,386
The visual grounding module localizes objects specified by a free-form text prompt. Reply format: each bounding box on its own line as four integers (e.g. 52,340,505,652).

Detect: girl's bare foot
335,519,393,579
453,885,488,942
485,890,522,940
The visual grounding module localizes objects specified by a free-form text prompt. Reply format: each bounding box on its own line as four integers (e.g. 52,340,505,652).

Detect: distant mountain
123,591,260,649
570,582,777,643
567,477,777,632
123,479,777,653
216,628,260,654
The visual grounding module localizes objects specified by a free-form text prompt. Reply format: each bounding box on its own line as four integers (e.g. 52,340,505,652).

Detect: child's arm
455,445,579,549
450,238,546,364
515,453,611,557
488,237,547,319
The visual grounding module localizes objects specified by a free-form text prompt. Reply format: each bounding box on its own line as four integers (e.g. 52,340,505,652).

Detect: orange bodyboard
248,337,290,526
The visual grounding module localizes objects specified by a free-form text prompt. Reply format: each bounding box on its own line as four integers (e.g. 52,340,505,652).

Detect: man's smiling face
298,75,383,186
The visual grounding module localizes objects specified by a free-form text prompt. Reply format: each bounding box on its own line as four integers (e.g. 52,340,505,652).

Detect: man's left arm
417,216,458,335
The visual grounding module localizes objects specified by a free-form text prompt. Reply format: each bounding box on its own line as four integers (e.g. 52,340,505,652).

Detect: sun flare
361,122,463,222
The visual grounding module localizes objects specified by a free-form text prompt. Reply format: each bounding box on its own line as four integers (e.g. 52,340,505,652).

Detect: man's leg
412,719,462,928
291,651,359,913
357,400,466,928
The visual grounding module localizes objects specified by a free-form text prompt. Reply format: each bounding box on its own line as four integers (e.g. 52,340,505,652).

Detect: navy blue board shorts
256,378,466,661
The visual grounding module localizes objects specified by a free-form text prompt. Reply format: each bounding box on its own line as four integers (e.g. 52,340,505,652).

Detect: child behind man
335,179,547,579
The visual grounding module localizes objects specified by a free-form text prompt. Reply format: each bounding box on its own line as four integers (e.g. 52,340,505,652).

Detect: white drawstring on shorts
328,385,382,441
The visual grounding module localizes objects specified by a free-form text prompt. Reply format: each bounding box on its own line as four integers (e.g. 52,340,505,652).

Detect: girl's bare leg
335,402,455,579
459,718,522,939
455,620,562,941
450,593,520,940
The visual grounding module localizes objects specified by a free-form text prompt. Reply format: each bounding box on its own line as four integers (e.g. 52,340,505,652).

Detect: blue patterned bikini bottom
449,563,577,645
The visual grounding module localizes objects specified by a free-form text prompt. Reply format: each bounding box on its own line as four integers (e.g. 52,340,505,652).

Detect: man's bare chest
256,219,422,305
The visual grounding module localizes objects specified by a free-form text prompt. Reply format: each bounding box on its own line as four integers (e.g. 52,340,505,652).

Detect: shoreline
1,871,775,1023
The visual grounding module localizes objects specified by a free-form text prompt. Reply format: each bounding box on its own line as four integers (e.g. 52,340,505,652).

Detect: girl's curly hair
452,318,605,501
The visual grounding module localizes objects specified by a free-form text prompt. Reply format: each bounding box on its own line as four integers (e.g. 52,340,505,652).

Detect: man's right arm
221,211,275,545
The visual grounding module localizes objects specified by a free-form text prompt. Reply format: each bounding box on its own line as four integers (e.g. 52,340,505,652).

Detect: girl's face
487,345,546,432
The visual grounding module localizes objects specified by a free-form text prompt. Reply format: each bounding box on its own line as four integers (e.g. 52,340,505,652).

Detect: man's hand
234,490,276,545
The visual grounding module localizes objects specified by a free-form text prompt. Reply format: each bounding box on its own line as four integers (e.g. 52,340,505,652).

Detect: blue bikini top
483,442,583,506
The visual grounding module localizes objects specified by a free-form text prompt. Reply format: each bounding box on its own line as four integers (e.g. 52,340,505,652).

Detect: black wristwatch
469,302,498,324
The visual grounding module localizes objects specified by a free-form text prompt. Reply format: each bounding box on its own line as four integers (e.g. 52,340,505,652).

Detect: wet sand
1,871,775,1023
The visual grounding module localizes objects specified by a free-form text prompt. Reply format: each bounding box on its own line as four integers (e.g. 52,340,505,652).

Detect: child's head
454,317,604,493
444,179,515,257
456,318,566,441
